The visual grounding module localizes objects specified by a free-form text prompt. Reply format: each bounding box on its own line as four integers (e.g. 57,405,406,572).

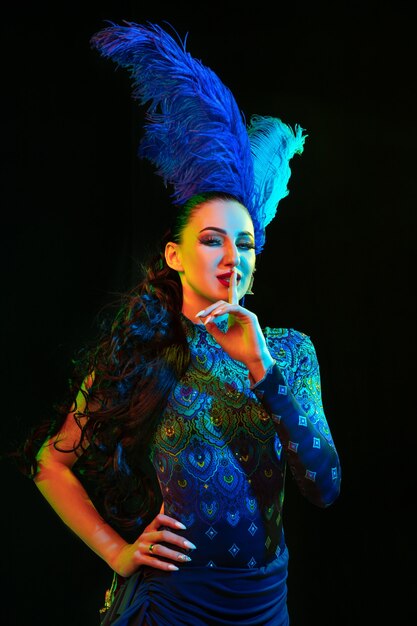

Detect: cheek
181,247,202,268
245,254,256,273
240,273,251,292
239,256,255,288
195,248,219,268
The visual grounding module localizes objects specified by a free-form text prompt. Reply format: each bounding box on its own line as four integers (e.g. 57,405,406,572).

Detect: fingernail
196,310,205,317
204,316,212,325
178,554,192,562
168,564,179,571
175,521,187,529
184,540,197,550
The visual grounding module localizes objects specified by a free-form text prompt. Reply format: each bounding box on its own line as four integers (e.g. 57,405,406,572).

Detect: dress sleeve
251,329,341,508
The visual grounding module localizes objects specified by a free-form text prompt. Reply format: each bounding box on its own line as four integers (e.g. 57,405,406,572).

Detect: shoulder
263,326,312,350
263,327,319,372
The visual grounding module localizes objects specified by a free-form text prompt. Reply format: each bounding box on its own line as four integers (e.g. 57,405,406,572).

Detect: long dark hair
14,192,238,535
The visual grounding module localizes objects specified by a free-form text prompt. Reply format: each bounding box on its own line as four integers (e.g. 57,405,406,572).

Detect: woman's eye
199,237,255,249
237,241,255,250
200,237,222,246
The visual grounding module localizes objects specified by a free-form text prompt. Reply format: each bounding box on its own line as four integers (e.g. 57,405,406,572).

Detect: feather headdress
91,22,306,252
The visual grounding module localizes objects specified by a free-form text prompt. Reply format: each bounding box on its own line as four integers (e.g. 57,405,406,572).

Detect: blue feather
90,23,254,205
91,22,306,253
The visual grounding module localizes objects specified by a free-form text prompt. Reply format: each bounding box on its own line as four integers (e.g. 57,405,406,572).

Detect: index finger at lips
228,269,238,305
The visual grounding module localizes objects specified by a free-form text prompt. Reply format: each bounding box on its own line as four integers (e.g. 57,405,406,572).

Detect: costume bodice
149,314,340,568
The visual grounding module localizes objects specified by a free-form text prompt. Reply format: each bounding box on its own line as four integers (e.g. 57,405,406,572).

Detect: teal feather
248,116,307,228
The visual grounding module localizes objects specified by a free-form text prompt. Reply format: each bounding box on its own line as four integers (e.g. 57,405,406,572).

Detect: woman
21,23,341,626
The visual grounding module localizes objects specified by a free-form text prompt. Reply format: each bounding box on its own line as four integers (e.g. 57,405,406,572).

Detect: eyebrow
199,227,254,239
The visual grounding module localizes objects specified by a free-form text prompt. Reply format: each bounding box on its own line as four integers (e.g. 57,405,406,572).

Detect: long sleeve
251,328,341,508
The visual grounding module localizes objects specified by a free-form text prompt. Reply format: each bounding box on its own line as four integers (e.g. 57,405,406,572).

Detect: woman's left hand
196,269,274,380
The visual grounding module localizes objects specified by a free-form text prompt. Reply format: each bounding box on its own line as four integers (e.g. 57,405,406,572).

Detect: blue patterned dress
101,314,341,625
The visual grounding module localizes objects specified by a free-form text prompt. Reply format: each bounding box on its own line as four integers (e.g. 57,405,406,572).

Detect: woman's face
165,198,256,315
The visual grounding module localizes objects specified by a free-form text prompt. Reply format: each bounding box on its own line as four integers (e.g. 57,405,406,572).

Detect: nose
223,240,240,267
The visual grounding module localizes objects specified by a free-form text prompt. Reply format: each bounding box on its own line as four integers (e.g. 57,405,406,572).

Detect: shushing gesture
196,269,274,382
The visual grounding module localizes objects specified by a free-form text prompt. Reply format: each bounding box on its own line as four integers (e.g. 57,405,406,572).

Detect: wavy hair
14,192,239,535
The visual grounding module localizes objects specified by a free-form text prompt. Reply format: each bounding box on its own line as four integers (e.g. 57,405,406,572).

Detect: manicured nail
175,521,187,529
196,310,205,317
184,540,197,550
204,316,212,325
168,564,179,571
177,554,192,562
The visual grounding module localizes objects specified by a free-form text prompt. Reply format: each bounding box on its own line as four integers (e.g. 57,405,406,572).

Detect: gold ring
149,543,155,553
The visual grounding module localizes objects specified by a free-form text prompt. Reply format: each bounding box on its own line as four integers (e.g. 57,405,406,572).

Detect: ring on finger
149,543,156,553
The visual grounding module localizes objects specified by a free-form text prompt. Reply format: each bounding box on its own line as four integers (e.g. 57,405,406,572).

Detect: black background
1,1,415,625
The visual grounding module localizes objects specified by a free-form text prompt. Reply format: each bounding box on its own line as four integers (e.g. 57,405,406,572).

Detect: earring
245,272,255,295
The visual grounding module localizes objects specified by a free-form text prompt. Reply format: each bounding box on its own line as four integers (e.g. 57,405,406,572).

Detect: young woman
19,23,341,626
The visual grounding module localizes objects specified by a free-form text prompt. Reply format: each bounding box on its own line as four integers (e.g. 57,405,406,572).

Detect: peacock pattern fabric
149,314,341,569
99,315,340,625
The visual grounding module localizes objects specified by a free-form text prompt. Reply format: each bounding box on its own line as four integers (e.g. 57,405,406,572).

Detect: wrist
247,353,275,385
91,522,129,570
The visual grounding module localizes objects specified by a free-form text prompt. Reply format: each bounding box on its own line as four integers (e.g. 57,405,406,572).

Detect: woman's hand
110,512,196,577
196,269,274,381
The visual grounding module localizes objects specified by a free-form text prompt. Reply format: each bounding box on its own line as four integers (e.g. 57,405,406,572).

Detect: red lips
217,272,241,281
216,271,241,287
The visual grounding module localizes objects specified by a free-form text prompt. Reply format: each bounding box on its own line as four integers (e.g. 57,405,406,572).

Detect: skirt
99,544,289,626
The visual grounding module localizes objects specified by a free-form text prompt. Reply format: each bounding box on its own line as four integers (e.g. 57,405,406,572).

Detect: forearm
252,362,341,507
34,461,127,568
